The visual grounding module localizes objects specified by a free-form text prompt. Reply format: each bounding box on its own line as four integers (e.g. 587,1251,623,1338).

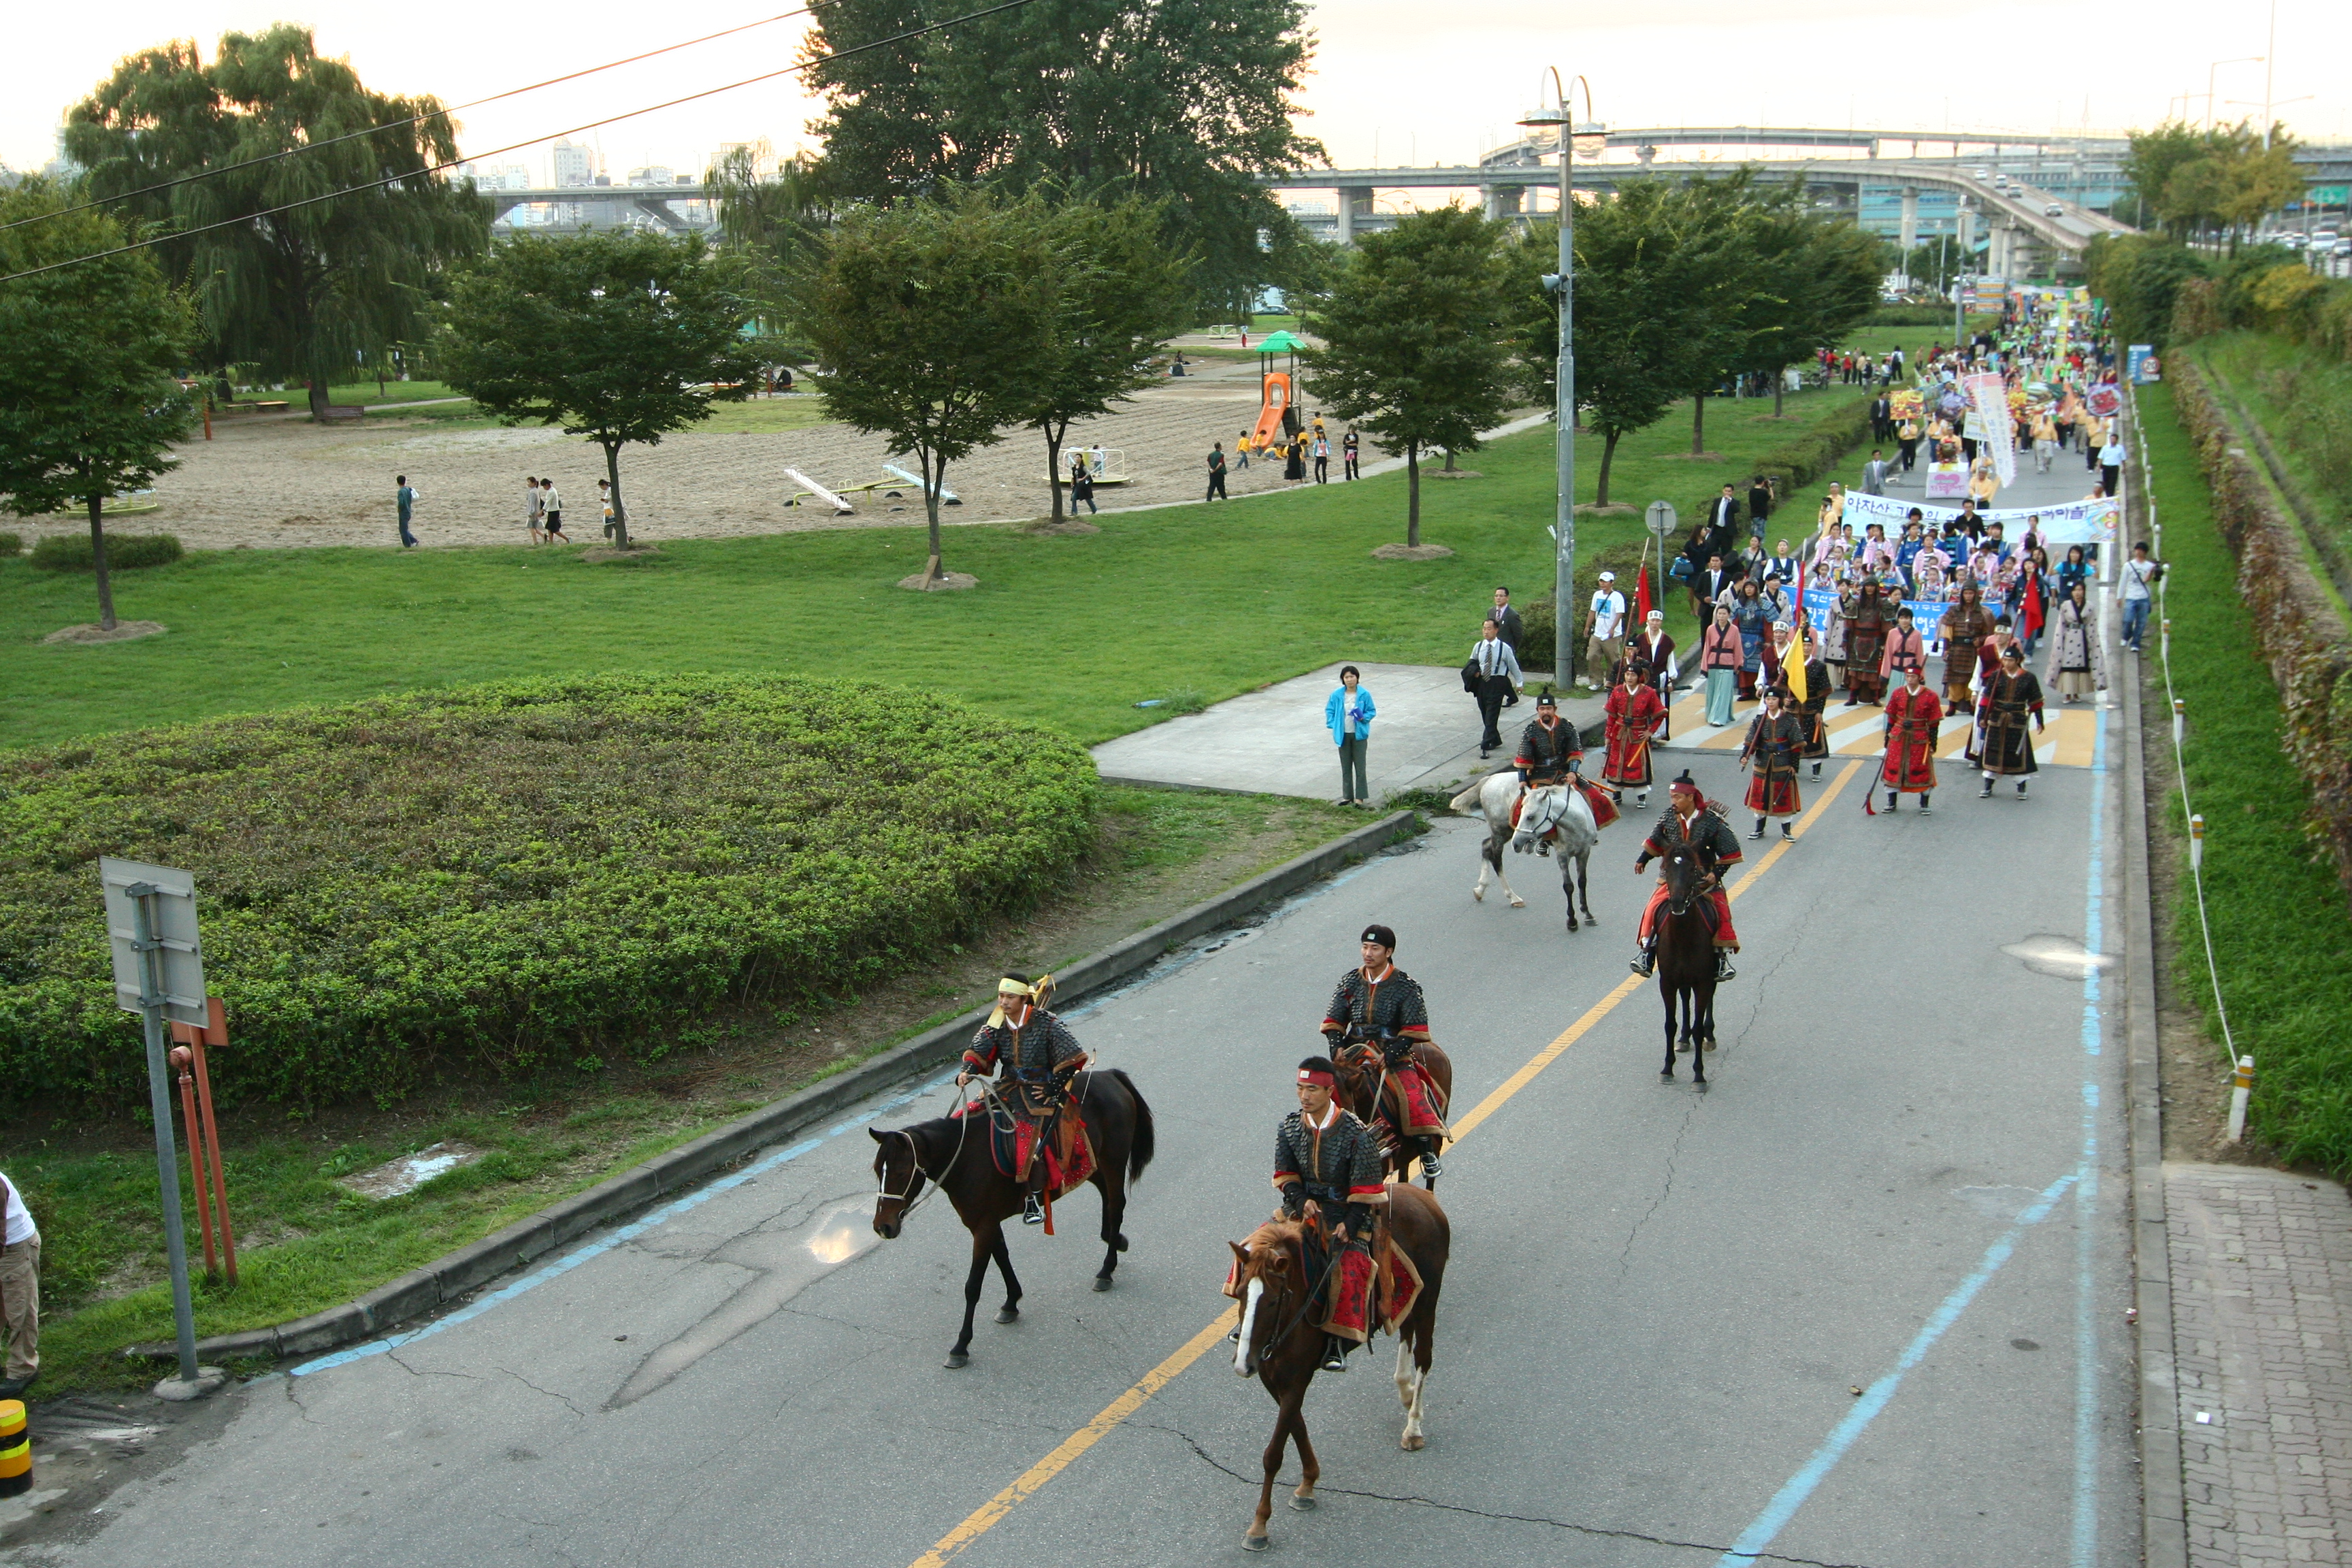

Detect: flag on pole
1786,556,1809,708
1635,565,1654,629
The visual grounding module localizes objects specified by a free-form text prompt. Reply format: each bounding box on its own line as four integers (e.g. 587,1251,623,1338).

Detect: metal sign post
1645,500,1678,555
100,858,208,1384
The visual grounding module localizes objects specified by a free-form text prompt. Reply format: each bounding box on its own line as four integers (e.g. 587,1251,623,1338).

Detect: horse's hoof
1287,1494,1318,1512
1509,896,1526,909
1703,1039,1718,1051
1243,1536,1271,1553
1678,1042,1691,1054
1660,1068,1676,1079
1402,1433,1426,1452
1695,1080,1710,1094
945,1351,970,1369
995,1306,1021,1324
1471,887,1484,902
1114,1235,1130,1252
1092,1275,1114,1292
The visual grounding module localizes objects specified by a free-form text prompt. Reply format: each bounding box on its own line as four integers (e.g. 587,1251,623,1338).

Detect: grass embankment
2185,332,2352,564
2141,380,2352,1174
0,380,1881,751
15,784,1359,1391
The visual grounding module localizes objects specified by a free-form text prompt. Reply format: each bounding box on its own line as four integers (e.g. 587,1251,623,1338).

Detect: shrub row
2090,234,2352,364
0,676,1099,1111
29,533,183,572
0,533,20,557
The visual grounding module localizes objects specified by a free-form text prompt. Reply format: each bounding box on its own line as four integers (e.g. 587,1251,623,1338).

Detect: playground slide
783,467,855,514
881,462,960,505
1250,372,1292,452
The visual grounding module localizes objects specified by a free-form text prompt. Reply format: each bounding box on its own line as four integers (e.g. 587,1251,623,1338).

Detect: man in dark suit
1490,587,1525,704
1702,485,1742,564
1688,553,1736,621
1869,391,1893,444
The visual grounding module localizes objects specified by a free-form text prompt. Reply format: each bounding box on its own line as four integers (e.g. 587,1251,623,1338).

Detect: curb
2119,393,2189,1568
129,808,1424,1366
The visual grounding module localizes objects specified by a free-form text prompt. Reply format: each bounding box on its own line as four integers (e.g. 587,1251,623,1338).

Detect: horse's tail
1448,780,1488,814
1110,1068,1155,1185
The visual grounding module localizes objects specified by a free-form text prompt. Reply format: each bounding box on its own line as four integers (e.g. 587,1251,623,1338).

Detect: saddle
1509,777,1619,838
1340,1042,1448,1141
1220,1198,1425,1336
967,1081,1097,1230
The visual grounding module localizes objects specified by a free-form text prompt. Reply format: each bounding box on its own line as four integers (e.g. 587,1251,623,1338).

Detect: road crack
498,1366,591,1418
1151,1422,1888,1568
1620,1097,1699,1277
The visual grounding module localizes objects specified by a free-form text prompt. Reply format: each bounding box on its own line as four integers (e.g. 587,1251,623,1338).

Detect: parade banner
1799,587,1961,646
1963,371,2015,485
1839,489,2119,546
1924,462,1970,499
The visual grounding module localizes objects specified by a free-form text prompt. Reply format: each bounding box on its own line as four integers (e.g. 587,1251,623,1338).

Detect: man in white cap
1584,570,1627,689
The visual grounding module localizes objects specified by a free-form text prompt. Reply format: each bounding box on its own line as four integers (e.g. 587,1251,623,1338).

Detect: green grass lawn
2140,380,2352,1176
2185,332,2352,570
327,379,465,407
2,376,1878,751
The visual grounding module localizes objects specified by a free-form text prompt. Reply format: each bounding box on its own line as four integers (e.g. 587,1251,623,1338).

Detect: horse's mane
1242,1218,1306,1266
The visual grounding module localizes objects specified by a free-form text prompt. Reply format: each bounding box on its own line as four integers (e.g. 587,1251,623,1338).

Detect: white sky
7,0,2347,183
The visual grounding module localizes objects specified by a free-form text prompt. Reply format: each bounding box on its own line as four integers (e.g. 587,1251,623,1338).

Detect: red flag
1635,566,1654,628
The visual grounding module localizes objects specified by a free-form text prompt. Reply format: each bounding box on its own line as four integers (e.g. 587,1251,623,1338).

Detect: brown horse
1655,847,1719,1083
870,1068,1154,1368
1227,1184,1450,1552
1332,1041,1454,1188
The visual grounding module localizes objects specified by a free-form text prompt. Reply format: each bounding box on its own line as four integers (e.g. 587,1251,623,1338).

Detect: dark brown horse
1227,1184,1450,1552
870,1068,1154,1368
1332,1041,1454,1188
1655,847,1719,1082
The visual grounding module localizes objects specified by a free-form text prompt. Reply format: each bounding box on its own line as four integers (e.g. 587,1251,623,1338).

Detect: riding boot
1022,1193,1045,1225
1320,1336,1350,1372
1780,821,1795,842
1418,1139,1443,1179
1886,790,1899,813
1714,948,1737,982
1980,776,1995,798
1629,937,1657,979
1637,789,1650,808
1918,794,1931,814
1811,761,1822,779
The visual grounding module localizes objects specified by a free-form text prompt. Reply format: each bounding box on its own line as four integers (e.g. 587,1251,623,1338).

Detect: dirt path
23,361,1390,551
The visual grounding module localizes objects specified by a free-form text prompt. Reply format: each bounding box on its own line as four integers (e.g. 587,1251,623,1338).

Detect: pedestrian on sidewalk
1700,603,1743,727
1490,587,1524,706
542,478,569,543
1897,416,1921,474
2119,540,2162,652
2045,582,2105,702
1311,431,1329,483
1747,474,1774,553
1072,459,1098,514
1342,426,1360,480
1467,619,1523,757
2054,542,2091,608
525,474,545,545
1584,571,1627,689
1233,431,1252,471
1860,449,1893,496
0,1169,39,1400
1205,442,1228,501
395,475,419,548
2098,431,2127,498
1326,665,1376,807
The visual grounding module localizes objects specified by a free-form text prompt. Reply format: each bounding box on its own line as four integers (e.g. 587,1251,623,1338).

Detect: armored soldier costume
1321,925,1446,1179
1880,674,1942,811
1271,1059,1389,1370
1739,694,1805,839
1973,653,2046,798
1517,691,1620,830
1630,772,1743,982
962,975,1089,1224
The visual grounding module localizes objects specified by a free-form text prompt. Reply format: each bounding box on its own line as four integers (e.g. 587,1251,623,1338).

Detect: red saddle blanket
1222,1210,1426,1337
1509,779,1620,834
957,1085,1096,1231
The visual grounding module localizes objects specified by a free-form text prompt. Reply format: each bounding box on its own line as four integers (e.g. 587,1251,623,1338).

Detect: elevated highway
483,183,719,237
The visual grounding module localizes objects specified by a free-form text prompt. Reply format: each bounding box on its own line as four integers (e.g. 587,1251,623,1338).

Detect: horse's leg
1576,849,1597,926
1496,835,1526,907
947,1224,993,1368
1245,1390,1297,1549
1288,1394,1322,1510
1398,1318,1434,1451
1092,1157,1126,1290
1693,983,1713,1084
991,1224,1024,1322
1472,830,1494,902
1661,980,1678,1078
1561,854,1578,932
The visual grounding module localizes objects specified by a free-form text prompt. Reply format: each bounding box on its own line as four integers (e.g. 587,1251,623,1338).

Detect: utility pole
1520,75,1604,683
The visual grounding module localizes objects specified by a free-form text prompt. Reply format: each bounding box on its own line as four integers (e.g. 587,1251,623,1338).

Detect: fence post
2225,1055,2254,1143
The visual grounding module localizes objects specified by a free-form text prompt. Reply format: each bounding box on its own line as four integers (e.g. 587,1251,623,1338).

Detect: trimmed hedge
30,533,182,572
0,534,20,557
0,676,1098,1110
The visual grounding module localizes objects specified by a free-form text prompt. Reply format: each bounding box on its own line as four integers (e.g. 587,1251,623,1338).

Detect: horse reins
877,1095,976,1221
1244,1230,1346,1374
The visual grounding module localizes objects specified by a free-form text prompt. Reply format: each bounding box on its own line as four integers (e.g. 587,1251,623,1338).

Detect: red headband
1297,1069,1336,1088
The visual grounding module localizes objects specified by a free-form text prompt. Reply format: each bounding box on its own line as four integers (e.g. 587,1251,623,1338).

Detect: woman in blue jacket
1325,666,1376,806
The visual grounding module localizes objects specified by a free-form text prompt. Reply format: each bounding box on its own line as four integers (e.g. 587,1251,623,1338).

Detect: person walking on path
1860,448,1893,496
525,474,545,545
2045,583,2104,702
1603,659,1665,808
1071,459,1098,515
1700,604,1743,727
1468,618,1523,757
1973,643,2045,798
1938,583,1992,710
541,478,569,543
1284,432,1307,483
1738,685,1805,842
598,479,617,540
1896,415,1921,474
1326,666,1375,807
1584,570,1627,689
1233,431,1252,471
1490,587,1524,706
2099,431,2127,499
1311,431,1329,484
1747,475,1774,555
0,1169,39,1399
1342,426,1360,480
2119,540,2162,652
395,475,419,548
1205,443,1228,501
1878,665,1942,814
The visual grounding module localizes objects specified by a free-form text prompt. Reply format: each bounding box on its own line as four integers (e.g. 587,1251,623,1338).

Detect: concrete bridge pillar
1898,186,1919,259
1483,184,1524,222
1957,204,1976,269
1335,186,1374,246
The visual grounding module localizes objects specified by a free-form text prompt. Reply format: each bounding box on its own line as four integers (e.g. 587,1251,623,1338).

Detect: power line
0,0,1038,284
3,0,842,235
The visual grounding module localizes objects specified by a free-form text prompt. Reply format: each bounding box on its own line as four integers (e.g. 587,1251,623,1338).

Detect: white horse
1448,772,1603,931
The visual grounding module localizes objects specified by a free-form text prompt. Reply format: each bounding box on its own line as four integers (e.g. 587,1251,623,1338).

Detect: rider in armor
960,975,1089,1226
1273,1057,1388,1371
1514,689,1581,785
1320,924,1446,1180
1629,771,1743,983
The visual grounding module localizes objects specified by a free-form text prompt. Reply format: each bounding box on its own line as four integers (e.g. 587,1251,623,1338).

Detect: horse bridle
1239,1228,1343,1374
876,1100,976,1221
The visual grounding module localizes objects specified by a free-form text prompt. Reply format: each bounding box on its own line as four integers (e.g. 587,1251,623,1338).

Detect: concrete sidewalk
1090,662,1605,802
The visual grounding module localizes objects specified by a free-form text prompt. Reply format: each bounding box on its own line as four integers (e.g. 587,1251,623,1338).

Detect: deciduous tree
439,231,765,551
0,183,199,632
1302,206,1513,546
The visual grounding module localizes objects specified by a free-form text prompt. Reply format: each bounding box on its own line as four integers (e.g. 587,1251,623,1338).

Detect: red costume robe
1880,683,1942,792
1603,682,1666,789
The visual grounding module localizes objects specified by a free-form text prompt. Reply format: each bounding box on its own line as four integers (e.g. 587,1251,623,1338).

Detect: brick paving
2167,1162,2352,1565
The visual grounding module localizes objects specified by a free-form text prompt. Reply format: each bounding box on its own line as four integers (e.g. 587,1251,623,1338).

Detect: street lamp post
1519,74,1605,687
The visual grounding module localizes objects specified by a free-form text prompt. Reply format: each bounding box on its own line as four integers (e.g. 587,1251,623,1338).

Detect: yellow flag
1787,619,1810,706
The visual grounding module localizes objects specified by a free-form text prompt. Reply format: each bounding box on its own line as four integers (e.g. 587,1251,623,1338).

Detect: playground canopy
1254,330,1305,353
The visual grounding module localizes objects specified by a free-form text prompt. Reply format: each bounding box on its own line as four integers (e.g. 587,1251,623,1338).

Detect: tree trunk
1595,429,1622,508
87,493,118,632
1441,448,1457,472
1692,393,1707,455
921,446,945,586
1406,442,1421,548
604,442,630,550
1773,368,1784,419
307,379,330,421
1044,427,1066,525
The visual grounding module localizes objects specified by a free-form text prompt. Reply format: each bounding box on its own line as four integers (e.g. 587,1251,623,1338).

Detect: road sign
1646,500,1678,542
102,858,208,1024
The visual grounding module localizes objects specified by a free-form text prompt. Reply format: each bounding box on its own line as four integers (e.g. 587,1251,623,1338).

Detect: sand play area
18,359,1395,552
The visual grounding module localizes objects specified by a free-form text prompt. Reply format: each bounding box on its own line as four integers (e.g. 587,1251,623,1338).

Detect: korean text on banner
1963,372,2015,485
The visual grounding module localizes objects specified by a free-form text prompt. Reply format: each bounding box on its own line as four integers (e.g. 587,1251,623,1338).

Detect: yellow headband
987,975,1052,1028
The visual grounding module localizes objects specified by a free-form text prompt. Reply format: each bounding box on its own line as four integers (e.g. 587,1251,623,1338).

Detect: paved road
20,720,2137,1567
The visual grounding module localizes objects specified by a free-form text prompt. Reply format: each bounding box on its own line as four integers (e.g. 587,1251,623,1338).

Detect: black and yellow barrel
0,1399,26,1497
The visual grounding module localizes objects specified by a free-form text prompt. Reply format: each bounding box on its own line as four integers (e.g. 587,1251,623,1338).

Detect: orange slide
1250,372,1292,451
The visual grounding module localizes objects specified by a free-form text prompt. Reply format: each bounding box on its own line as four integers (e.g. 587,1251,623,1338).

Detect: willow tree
64,24,487,418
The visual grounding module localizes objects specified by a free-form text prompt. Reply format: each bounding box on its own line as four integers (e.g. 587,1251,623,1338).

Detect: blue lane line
1718,709,2117,1568
287,1071,960,1377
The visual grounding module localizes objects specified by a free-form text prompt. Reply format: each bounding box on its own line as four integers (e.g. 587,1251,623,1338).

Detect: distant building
625,165,674,187
456,161,533,190
552,140,599,188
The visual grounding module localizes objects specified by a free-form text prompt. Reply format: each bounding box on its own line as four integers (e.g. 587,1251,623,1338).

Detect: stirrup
1714,951,1737,982
1320,1337,1350,1372
1419,1148,1444,1178
1630,947,1656,978
1022,1194,1045,1226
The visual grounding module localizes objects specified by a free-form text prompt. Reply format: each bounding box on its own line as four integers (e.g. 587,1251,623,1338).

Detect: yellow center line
906,759,1864,1567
